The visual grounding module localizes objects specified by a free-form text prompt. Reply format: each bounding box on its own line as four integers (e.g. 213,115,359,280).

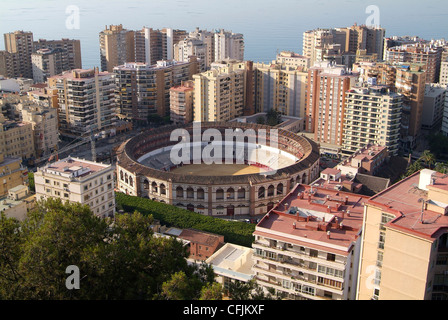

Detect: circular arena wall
116,122,320,217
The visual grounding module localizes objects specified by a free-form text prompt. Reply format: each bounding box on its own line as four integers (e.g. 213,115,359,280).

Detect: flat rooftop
206,243,254,282
40,157,111,179
255,184,368,255
368,170,448,240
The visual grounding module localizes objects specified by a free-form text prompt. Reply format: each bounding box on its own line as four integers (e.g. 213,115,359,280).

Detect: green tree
266,109,282,126
199,282,223,300
419,150,436,168
256,116,266,125
226,279,280,300
0,213,23,299
0,198,214,300
28,172,35,192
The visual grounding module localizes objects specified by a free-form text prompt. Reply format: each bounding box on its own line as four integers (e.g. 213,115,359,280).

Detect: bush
115,192,255,247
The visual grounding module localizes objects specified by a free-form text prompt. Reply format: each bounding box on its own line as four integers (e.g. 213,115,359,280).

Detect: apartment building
338,24,385,59
0,152,28,198
114,59,198,121
49,68,116,138
193,59,250,122
440,61,448,86
337,144,389,176
276,51,310,70
353,61,426,150
170,80,194,125
0,185,35,221
99,24,135,72
253,183,368,300
254,61,308,118
303,25,385,67
189,28,215,69
174,38,207,71
27,84,59,109
395,64,426,144
357,169,448,300
214,30,244,62
383,36,426,61
443,89,448,137
0,76,33,94
305,62,359,151
385,43,442,84
33,38,82,70
342,85,402,156
2,31,34,79
31,48,68,83
34,157,116,218
134,27,187,65
421,84,446,130
18,101,58,159
0,113,35,163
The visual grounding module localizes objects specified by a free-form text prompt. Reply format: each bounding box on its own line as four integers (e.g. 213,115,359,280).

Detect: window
376,251,384,267
309,249,318,258
327,253,336,261
378,231,386,250
380,212,395,230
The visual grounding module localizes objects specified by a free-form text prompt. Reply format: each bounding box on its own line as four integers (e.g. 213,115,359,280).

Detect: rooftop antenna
418,198,425,223
411,198,426,229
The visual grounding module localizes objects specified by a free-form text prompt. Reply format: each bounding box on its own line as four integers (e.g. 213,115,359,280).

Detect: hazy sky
1,0,447,67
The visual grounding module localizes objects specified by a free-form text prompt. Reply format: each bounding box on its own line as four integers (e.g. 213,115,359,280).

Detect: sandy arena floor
170,163,268,176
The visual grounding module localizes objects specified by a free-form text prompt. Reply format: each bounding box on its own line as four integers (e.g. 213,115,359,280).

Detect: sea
0,0,447,69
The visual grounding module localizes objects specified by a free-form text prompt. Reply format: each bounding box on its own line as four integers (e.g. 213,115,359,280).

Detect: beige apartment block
0,152,28,198
0,185,35,221
99,25,135,73
19,101,58,158
34,157,116,218
254,60,307,118
357,169,448,300
0,113,35,162
3,30,34,79
193,59,249,122
276,51,310,70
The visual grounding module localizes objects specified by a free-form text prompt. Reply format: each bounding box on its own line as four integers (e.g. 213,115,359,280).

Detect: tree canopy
0,198,214,300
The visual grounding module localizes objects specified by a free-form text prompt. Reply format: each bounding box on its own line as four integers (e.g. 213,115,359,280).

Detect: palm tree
419,150,436,169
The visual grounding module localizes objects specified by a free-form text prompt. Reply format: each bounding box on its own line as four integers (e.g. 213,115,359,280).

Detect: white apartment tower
342,85,403,156
214,30,244,62
50,68,116,138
